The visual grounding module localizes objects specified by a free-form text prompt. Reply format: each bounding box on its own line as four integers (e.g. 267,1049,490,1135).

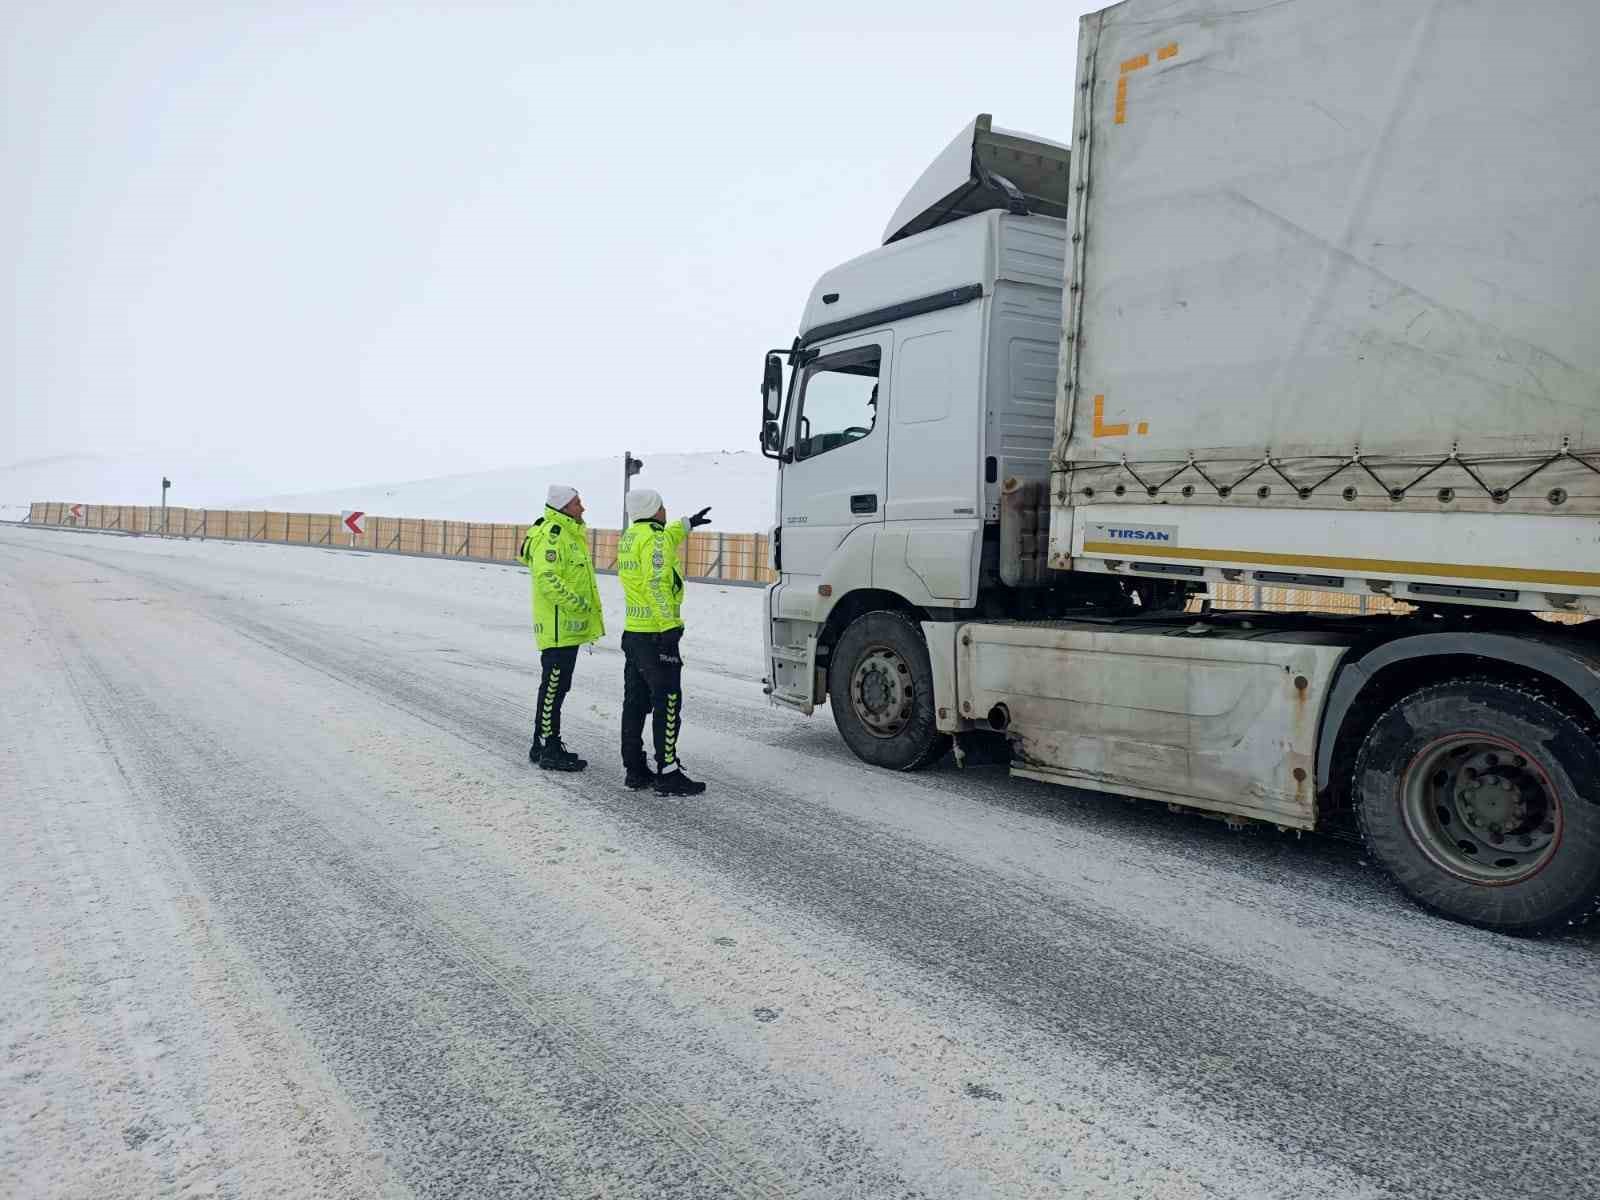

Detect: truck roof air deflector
881,113,1071,245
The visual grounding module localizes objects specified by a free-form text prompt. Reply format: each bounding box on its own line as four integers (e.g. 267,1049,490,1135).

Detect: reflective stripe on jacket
519,506,604,649
617,517,690,633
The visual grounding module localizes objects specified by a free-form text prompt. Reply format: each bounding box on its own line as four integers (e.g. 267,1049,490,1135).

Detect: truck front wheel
1354,678,1600,935
828,611,948,771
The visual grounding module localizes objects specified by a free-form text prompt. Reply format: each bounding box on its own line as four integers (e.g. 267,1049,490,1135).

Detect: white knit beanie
625,488,664,524
545,484,578,511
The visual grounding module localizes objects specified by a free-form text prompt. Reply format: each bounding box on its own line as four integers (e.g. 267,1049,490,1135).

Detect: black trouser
621,629,684,772
535,645,579,745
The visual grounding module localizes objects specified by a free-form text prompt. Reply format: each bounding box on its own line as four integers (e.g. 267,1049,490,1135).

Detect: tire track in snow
10,529,1599,1199
209,603,1600,1200
1,556,407,1200
25,580,920,1200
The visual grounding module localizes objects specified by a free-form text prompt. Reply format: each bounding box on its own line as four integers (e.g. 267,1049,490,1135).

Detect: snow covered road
3,524,1597,1200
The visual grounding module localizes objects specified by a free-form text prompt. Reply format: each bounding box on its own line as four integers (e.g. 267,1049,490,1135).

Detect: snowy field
234,450,775,532
3,450,776,533
3,523,1598,1200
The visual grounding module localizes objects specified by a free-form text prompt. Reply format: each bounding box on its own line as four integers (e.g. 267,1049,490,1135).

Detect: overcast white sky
3,1,1098,500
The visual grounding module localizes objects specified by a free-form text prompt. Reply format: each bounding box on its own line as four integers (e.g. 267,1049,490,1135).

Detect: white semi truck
758,0,1600,934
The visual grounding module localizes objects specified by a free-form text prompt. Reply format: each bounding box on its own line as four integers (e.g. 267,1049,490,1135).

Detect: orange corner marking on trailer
1116,46,1177,125
1093,395,1131,438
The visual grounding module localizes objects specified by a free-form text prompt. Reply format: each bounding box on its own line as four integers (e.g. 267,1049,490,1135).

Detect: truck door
779,333,891,580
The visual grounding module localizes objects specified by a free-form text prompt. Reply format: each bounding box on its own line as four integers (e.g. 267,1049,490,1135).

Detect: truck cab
763,116,1107,725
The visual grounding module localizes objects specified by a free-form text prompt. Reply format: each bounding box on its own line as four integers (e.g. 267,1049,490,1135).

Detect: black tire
1354,677,1600,936
828,611,949,771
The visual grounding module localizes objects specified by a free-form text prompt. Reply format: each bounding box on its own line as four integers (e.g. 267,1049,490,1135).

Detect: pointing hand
689,506,713,529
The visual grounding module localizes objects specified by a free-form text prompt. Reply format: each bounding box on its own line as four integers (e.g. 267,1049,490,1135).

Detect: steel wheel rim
850,644,915,739
1400,733,1562,884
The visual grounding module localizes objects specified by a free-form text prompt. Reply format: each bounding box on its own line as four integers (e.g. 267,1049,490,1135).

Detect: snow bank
234,450,776,531
3,450,779,534
1,453,249,512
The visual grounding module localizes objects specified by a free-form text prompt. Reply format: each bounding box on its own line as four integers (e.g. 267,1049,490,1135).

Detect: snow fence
22,502,776,585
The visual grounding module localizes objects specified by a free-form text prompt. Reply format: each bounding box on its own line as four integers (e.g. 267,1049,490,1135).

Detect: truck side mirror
762,354,783,421
762,420,782,454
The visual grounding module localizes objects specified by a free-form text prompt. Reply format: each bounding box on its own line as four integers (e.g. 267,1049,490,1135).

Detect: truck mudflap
954,621,1354,829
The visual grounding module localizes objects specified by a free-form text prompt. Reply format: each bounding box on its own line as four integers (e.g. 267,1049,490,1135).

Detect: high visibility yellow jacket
617,517,691,633
519,506,603,650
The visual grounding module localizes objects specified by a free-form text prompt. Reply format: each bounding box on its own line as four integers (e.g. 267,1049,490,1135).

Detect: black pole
623,452,643,527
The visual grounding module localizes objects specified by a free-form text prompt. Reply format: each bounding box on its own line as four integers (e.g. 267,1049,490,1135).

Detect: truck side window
791,345,881,462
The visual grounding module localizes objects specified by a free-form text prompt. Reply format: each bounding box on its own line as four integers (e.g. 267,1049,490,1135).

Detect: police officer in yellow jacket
617,488,711,795
519,484,603,771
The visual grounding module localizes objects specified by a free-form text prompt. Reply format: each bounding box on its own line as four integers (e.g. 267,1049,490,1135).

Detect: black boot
539,739,587,772
624,764,656,790
528,738,543,764
653,767,705,797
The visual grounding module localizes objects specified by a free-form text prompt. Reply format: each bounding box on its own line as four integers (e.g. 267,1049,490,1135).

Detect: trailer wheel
1354,678,1600,935
828,611,948,771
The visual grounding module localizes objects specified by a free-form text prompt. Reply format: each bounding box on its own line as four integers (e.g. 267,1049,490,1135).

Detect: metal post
622,451,643,528
160,476,171,536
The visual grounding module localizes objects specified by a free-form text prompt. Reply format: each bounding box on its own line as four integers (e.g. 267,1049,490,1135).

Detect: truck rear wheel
1354,678,1600,935
828,611,948,771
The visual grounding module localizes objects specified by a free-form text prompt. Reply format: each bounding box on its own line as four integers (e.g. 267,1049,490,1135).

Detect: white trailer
759,0,1600,934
